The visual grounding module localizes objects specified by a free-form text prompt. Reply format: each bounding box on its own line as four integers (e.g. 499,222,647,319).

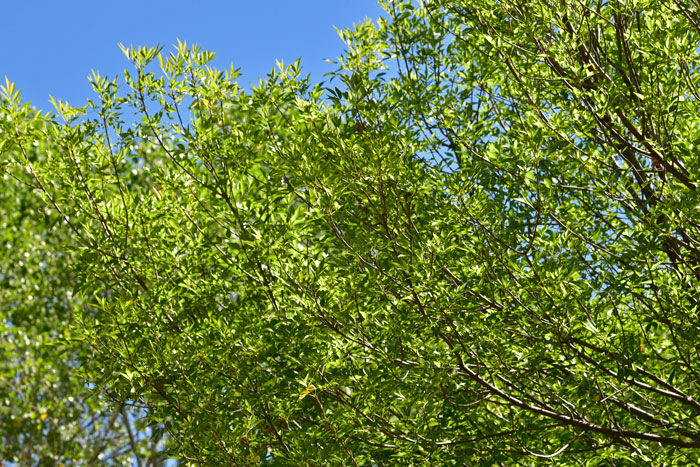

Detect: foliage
0,103,172,464
3,0,700,464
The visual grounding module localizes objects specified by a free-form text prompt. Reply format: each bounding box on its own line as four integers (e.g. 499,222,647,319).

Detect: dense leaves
0,103,171,464
2,0,700,464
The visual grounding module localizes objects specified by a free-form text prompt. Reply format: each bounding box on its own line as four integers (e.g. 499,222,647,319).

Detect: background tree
3,0,700,464
0,100,173,465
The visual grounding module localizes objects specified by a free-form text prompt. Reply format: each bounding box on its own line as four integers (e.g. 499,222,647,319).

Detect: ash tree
2,0,700,464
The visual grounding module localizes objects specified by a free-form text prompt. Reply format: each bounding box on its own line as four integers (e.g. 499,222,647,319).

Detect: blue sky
1,1,385,111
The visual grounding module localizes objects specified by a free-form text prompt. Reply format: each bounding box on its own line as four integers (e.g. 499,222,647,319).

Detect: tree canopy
0,105,170,464
2,0,700,464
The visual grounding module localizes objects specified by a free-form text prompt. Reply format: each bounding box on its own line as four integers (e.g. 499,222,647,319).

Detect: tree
0,102,172,464
2,0,700,463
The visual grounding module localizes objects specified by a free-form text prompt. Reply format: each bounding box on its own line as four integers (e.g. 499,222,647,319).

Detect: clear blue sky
1,1,385,111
